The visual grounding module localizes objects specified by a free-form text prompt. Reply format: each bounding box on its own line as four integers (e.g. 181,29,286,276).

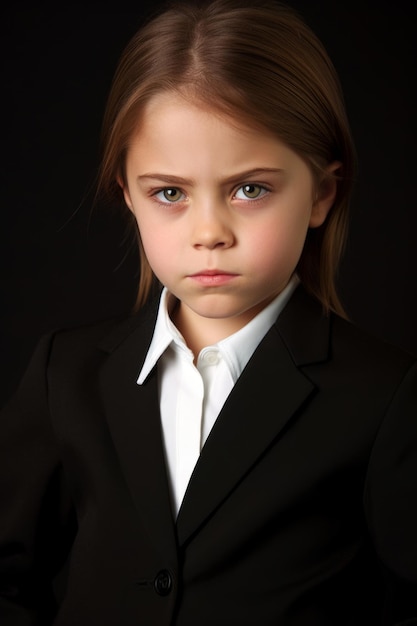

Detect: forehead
129,91,284,157
136,86,285,140
125,92,313,188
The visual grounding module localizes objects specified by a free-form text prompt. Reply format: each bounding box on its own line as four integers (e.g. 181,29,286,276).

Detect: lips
188,270,238,286
190,269,236,277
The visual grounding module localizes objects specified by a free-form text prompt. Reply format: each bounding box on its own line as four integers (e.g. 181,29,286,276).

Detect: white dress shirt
138,275,299,515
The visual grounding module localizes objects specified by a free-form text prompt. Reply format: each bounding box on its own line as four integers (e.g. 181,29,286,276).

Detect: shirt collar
216,274,299,381
137,289,192,384
138,274,299,385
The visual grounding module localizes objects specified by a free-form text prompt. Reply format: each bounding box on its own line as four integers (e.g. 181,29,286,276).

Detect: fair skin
122,93,338,356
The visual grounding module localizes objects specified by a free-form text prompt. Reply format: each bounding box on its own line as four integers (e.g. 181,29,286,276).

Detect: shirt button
154,570,173,596
203,350,220,365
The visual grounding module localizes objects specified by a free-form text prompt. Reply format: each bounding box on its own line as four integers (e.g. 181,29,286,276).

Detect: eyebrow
137,168,284,186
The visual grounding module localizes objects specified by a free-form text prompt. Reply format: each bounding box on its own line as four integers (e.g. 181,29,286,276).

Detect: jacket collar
275,283,331,366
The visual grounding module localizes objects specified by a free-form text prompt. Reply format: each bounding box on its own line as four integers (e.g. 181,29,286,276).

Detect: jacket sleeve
364,359,417,625
0,333,76,625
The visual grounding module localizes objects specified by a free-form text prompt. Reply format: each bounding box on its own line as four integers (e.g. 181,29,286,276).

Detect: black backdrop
2,0,416,408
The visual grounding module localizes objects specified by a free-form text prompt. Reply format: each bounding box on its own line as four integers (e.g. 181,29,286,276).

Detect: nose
191,203,235,250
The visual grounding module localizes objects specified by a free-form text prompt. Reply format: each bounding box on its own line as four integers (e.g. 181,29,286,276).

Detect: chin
190,299,253,321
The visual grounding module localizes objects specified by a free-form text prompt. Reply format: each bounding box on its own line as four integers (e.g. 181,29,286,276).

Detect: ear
117,175,134,212
309,161,341,228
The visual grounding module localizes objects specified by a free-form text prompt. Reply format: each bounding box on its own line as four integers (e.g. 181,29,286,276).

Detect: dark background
2,0,416,408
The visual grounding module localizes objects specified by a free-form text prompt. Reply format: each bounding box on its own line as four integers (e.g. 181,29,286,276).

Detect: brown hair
97,0,356,315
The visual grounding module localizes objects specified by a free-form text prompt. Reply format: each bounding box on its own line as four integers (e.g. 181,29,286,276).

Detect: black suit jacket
0,286,416,625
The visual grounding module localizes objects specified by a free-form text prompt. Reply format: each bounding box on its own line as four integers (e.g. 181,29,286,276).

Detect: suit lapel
97,298,178,564
176,286,330,546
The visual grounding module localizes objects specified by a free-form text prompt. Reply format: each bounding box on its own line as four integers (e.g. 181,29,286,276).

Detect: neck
171,302,259,360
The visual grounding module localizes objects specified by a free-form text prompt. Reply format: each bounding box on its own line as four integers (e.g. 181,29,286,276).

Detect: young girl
1,1,416,624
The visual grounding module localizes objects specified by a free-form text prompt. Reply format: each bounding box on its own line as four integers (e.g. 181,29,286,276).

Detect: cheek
134,213,181,275
248,213,310,273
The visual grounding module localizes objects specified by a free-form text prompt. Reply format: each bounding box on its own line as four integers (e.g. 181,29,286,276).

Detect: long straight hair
97,0,356,315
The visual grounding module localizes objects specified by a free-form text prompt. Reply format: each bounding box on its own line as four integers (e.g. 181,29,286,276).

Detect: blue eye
235,184,267,200
155,188,185,203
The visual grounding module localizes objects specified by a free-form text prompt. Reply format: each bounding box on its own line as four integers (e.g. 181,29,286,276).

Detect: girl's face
122,93,336,343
